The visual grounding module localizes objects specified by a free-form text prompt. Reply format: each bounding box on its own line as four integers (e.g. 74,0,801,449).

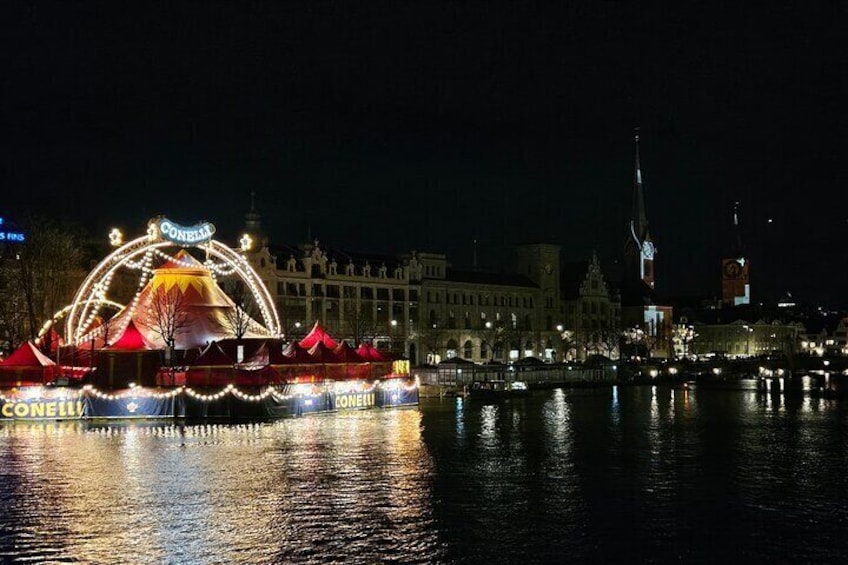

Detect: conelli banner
0,396,179,420
1,398,86,420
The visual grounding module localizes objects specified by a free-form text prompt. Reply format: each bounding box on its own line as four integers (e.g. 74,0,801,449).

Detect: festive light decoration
1,378,419,407
65,219,282,345
240,233,253,252
108,228,123,246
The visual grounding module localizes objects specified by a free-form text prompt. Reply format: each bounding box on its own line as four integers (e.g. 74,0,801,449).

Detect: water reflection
4,389,848,564
1,410,440,564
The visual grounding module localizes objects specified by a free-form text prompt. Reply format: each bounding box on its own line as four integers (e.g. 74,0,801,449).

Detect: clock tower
624,129,655,290
621,130,674,359
721,202,750,306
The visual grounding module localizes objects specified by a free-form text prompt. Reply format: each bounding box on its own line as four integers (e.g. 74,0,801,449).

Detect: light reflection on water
1,410,441,565
3,387,848,564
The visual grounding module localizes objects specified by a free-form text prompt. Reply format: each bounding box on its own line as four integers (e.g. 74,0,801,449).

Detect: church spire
732,201,743,256
630,128,649,245
243,191,265,247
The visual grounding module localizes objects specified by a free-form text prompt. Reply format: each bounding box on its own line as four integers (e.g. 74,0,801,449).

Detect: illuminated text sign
0,217,25,242
335,392,376,410
1,400,85,420
154,217,215,246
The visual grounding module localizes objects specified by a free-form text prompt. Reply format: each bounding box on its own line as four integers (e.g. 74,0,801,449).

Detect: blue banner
84,395,183,419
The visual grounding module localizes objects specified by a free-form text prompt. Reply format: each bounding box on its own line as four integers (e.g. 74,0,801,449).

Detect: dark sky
2,2,846,304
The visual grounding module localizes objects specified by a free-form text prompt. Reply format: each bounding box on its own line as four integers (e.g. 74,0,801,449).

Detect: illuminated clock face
724,260,742,278
641,241,655,259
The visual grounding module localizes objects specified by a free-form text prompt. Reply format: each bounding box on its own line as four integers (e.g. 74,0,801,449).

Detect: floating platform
0,379,419,421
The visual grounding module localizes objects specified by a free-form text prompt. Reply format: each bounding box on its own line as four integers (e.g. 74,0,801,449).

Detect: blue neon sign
0,217,26,242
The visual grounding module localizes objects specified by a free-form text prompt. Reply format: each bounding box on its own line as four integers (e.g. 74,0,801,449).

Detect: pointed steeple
243,191,267,247
630,128,649,245
244,191,262,233
732,201,743,256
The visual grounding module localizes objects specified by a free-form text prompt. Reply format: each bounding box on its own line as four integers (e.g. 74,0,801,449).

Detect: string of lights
1,379,418,405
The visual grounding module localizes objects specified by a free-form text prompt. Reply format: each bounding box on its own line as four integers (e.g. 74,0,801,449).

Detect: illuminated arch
65,233,281,345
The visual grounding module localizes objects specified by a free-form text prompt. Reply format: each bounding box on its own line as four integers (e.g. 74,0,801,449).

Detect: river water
2,385,847,564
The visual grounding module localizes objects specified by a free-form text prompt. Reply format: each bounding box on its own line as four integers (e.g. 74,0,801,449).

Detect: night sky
2,3,845,304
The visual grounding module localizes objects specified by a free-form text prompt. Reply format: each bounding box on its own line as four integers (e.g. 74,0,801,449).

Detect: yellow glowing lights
109,228,123,246
240,233,253,252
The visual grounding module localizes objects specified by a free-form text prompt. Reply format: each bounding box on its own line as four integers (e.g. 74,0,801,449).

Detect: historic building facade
243,222,569,365
560,253,622,360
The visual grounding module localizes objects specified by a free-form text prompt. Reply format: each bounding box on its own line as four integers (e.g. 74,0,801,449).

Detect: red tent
307,341,341,363
186,342,235,386
0,341,57,386
107,320,152,350
355,342,390,362
283,342,315,363
281,341,323,382
333,342,371,380
334,341,366,363
298,322,339,349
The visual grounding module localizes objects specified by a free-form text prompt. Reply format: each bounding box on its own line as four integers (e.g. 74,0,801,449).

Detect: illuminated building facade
721,202,751,306
690,318,799,359
560,253,622,360
245,207,569,364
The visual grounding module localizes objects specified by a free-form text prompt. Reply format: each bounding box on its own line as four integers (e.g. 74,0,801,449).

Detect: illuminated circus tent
1,217,418,422
64,216,281,350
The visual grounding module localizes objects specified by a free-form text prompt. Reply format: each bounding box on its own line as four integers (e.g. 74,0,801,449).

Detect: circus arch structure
65,217,281,348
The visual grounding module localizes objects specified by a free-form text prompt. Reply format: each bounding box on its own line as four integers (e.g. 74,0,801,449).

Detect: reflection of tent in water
0,341,57,386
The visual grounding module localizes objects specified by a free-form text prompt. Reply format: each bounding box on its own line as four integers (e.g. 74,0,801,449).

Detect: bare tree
622,325,657,360
477,320,505,362
598,322,621,359
221,279,255,339
504,316,535,359
672,325,696,359
420,324,448,364
2,216,85,345
559,329,579,362
343,299,377,346
139,286,190,356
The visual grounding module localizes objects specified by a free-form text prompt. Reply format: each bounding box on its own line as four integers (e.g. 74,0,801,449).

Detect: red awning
334,341,366,363
307,341,341,363
298,322,339,349
106,320,153,351
355,342,390,362
1,341,57,367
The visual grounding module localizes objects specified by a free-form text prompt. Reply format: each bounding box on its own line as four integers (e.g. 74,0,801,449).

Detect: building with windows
243,206,571,365
560,253,622,360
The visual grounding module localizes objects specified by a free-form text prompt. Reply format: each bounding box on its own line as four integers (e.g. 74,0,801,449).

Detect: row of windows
566,301,615,315
428,291,535,308
277,282,418,302
428,311,534,331
284,259,406,280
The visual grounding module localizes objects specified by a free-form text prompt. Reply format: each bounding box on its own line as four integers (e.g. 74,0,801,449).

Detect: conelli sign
153,217,215,246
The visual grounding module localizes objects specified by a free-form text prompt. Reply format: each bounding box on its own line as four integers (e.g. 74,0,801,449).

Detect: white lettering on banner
155,218,216,246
